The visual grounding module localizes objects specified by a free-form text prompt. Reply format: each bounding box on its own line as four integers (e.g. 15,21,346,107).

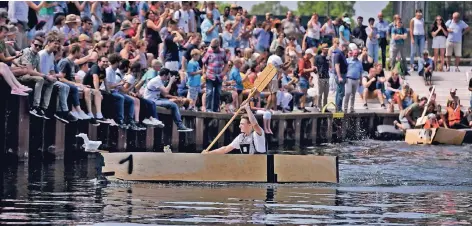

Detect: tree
250,1,290,16
217,2,231,14
381,1,394,23
296,1,356,18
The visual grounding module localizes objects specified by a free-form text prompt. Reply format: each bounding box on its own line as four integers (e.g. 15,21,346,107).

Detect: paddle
201,64,278,153
415,85,435,127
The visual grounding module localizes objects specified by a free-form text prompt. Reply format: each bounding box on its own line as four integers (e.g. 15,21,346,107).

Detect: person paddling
202,102,266,154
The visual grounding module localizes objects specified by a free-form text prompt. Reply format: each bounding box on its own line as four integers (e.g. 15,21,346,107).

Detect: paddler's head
239,115,253,135
419,97,428,107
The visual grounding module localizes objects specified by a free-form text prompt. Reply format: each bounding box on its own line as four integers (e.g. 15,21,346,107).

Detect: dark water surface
2,140,472,225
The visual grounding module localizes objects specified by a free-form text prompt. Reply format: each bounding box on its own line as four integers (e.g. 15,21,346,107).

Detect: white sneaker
142,118,153,126
79,110,91,119
71,111,82,120
151,117,165,128
96,112,104,119
108,119,118,126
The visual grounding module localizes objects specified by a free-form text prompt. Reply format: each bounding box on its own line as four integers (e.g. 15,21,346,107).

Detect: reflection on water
2,140,472,224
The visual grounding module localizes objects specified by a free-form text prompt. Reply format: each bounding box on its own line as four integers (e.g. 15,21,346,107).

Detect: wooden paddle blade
253,64,278,92
415,116,427,127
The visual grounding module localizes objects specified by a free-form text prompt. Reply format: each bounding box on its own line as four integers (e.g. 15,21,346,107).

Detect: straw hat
65,14,78,24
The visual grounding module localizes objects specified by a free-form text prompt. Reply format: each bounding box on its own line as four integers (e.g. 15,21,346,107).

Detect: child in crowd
186,49,203,111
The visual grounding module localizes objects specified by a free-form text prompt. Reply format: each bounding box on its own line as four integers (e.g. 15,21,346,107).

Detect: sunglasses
34,43,43,48
211,46,218,49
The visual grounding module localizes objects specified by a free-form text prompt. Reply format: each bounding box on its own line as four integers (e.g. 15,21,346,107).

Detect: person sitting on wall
393,96,428,131
202,102,266,154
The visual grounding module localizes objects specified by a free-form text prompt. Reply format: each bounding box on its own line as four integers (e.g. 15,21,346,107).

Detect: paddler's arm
404,108,416,126
243,102,263,136
206,145,234,154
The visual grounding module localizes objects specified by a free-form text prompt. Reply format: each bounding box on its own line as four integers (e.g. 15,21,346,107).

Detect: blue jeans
410,35,425,66
52,81,70,112
299,77,310,90
206,79,222,112
154,99,183,127
385,87,402,101
64,83,80,107
110,91,134,123
335,75,346,111
140,98,159,120
367,43,379,63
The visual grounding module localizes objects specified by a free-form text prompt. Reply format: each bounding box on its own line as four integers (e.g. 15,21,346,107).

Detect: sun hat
65,14,78,24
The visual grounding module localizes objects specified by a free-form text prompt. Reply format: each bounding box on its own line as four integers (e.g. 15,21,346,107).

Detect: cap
305,48,314,56
450,88,457,93
267,55,283,68
78,34,90,42
6,25,18,36
121,20,132,31
349,43,358,51
427,113,436,120
343,17,351,24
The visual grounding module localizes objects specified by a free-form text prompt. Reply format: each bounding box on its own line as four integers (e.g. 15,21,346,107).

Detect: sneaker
117,120,128,129
142,118,154,126
128,122,140,131
78,110,91,120
96,118,110,124
70,111,82,120
20,86,33,92
29,107,44,118
381,104,387,109
136,122,147,131
54,112,69,124
41,108,51,120
150,118,165,128
177,125,193,132
67,112,78,122
11,88,28,96
363,103,368,109
89,118,100,126
108,119,118,127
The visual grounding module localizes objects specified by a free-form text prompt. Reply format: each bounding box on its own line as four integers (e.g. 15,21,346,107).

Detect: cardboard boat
100,152,339,183
405,128,466,145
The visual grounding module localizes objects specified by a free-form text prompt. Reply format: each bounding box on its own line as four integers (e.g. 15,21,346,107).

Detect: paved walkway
324,66,472,112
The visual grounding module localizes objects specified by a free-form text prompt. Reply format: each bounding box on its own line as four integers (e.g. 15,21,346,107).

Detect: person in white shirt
144,68,193,132
202,103,266,154
173,1,190,34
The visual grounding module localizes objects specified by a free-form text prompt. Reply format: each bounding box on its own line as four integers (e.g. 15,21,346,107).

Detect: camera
170,70,180,81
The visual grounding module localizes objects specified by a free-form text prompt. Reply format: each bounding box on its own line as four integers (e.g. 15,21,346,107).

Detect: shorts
365,89,379,99
299,77,309,90
188,86,201,101
255,110,272,119
432,36,446,49
445,41,462,57
164,61,179,71
399,116,411,130
268,80,278,93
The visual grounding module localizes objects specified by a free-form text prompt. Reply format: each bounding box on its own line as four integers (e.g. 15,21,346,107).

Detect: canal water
2,140,472,225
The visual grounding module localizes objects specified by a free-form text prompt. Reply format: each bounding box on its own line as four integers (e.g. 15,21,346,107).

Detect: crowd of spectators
0,1,470,132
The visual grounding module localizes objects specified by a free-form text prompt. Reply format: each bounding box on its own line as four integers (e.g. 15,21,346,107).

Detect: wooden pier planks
101,153,339,183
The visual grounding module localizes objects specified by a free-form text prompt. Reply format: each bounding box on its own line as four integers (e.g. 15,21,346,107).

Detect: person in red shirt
297,48,316,110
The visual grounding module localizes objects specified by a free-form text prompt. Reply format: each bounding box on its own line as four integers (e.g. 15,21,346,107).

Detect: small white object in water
76,133,102,152
163,145,172,153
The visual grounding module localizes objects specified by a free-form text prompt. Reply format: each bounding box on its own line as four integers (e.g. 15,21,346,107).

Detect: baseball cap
305,48,314,56
343,17,351,24
267,55,283,68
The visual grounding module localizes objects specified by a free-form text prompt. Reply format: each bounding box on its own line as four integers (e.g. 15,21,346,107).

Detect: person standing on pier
202,102,266,154
333,43,348,112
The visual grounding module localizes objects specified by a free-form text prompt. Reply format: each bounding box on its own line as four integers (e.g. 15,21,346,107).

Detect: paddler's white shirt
229,131,266,154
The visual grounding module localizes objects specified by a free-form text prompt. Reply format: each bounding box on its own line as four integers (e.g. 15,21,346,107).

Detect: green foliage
217,2,232,14
250,1,290,16
381,1,394,23
296,1,356,18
